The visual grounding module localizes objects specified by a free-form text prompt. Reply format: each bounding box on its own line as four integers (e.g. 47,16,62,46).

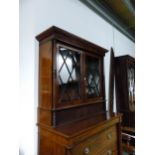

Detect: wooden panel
36,26,108,56
116,120,122,155
55,113,121,137
56,102,104,126
40,58,51,76
97,145,117,155
40,92,51,109
39,131,66,155
41,77,51,91
38,108,51,126
39,40,53,109
72,125,117,155
115,58,129,110
39,126,71,147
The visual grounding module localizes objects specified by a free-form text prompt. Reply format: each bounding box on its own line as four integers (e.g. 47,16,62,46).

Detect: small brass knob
107,150,112,155
84,147,90,154
107,133,112,140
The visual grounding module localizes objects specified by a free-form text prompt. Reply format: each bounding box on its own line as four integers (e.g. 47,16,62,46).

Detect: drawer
97,145,117,155
72,125,117,155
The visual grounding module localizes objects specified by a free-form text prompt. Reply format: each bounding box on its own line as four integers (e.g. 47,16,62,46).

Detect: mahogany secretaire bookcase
36,26,122,155
115,55,135,154
115,55,135,129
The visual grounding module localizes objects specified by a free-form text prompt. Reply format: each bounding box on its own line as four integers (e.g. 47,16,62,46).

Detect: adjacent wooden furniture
36,26,122,155
122,131,135,155
115,55,135,128
115,55,135,154
108,48,115,114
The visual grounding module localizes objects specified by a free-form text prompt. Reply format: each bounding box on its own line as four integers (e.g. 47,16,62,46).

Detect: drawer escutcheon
107,150,112,155
107,133,112,140
84,147,90,154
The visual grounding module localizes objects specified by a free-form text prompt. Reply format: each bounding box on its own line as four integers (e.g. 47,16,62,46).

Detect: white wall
20,1,36,155
20,0,135,155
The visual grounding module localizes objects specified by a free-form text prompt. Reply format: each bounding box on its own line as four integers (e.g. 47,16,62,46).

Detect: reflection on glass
57,45,80,103
86,56,100,98
128,65,135,112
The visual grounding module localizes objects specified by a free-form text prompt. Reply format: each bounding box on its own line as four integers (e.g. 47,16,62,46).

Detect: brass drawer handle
107,150,112,155
84,147,90,154
107,133,112,140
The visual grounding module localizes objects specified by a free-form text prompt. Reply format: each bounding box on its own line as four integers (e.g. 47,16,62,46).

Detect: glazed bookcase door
55,43,82,106
84,54,103,100
127,62,135,112
115,55,135,128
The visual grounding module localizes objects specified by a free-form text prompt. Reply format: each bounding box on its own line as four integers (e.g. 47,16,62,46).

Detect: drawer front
97,145,117,155
72,125,117,155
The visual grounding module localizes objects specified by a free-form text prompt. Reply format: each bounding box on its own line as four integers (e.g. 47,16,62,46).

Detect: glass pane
128,64,135,112
57,45,81,103
85,56,100,98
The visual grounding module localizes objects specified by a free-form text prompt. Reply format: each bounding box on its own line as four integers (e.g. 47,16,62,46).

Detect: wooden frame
36,26,122,155
108,47,115,113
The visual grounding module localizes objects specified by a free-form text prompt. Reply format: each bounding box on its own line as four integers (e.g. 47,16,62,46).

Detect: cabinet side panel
39,131,66,155
116,121,122,155
39,41,53,125
101,57,106,111
38,108,51,126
